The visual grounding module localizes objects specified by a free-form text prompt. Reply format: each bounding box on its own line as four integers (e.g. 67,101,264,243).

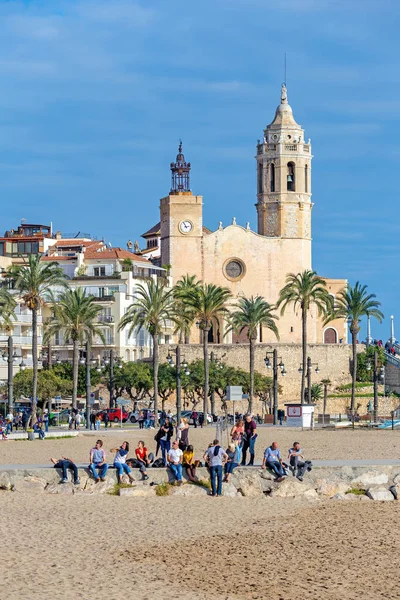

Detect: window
93,266,106,277
224,258,245,281
257,162,263,193
270,163,275,192
0,242,4,256
287,162,295,191
305,164,308,193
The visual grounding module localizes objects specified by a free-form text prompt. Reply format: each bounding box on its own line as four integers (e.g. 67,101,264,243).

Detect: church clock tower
160,142,203,283
255,85,313,240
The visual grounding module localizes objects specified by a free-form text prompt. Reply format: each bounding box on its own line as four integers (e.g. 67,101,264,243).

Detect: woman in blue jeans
223,442,240,483
111,441,135,484
156,418,173,466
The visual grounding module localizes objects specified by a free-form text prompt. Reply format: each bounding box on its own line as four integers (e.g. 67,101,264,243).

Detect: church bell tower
255,85,313,239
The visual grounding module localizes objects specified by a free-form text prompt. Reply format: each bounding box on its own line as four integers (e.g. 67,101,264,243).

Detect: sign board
116,398,130,407
225,386,243,401
287,406,302,418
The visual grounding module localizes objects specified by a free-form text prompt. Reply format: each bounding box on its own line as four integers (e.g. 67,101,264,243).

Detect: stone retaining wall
1,466,398,501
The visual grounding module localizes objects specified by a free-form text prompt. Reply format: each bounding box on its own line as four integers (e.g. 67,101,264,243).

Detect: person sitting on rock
262,441,286,482
89,439,108,482
288,443,312,481
111,441,135,484
223,441,240,483
50,456,80,485
134,440,154,481
167,440,183,485
33,421,45,440
183,444,197,482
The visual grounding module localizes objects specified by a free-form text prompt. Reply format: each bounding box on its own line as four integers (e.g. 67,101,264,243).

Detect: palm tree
173,275,198,343
277,270,333,404
117,279,174,426
327,282,383,413
229,296,279,413
0,286,16,331
7,256,67,422
182,282,231,424
45,288,106,409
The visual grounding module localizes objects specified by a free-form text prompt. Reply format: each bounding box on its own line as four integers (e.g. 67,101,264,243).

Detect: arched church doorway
324,328,337,344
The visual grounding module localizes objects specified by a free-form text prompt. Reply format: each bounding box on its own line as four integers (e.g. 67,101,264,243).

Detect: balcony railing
91,295,115,302
97,315,114,323
0,335,42,345
285,144,297,151
13,314,42,324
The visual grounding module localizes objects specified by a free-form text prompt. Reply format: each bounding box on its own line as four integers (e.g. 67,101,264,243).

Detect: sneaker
297,476,303,482
177,480,183,486
74,479,80,485
95,478,100,484
61,478,68,484
142,475,149,481
276,476,285,483
100,478,106,482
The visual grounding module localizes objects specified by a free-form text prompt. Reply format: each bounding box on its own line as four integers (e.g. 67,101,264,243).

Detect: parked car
177,410,212,425
98,408,129,423
129,410,163,424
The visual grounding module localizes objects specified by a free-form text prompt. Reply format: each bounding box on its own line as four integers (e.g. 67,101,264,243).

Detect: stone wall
162,342,353,408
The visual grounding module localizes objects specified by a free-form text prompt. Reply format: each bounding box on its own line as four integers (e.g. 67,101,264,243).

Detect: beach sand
1,426,399,464
1,493,400,600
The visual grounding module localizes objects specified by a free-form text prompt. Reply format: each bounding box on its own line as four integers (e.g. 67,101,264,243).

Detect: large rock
332,492,370,501
170,483,209,497
222,482,240,497
315,478,350,498
393,473,400,486
352,471,389,488
389,485,399,500
271,477,313,498
13,476,47,493
84,477,114,494
119,485,156,497
46,482,75,495
233,472,263,497
0,472,12,490
367,487,394,501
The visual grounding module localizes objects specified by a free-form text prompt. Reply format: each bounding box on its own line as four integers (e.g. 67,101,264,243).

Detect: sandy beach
1,426,399,464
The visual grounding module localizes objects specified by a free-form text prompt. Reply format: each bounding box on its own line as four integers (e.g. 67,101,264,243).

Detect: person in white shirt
167,440,183,484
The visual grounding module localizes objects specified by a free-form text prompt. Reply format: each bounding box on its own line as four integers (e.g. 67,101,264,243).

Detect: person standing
167,440,183,484
95,414,101,431
89,439,109,482
198,412,204,428
177,417,190,450
104,411,110,429
204,439,228,497
156,417,173,466
262,441,286,482
43,410,49,433
137,410,145,430
90,412,96,430
277,408,285,426
192,410,198,428
230,418,244,444
111,441,135,484
241,414,257,466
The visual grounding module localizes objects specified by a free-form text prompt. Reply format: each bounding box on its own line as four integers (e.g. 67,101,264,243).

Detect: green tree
112,361,152,405
51,362,103,396
327,281,383,413
228,295,279,413
7,255,67,422
118,279,174,425
0,286,16,331
156,362,177,410
277,270,333,404
310,383,322,402
181,282,231,424
45,288,106,408
13,368,72,410
173,275,198,343
356,345,386,383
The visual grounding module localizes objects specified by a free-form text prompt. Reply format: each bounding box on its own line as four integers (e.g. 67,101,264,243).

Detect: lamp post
264,349,286,425
367,350,385,423
166,346,190,427
298,357,319,404
2,336,25,414
85,341,91,430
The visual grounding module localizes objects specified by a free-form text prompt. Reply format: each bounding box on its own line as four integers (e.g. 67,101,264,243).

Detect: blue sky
0,0,398,340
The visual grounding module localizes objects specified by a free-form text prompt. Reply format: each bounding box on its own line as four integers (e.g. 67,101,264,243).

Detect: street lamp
298,357,319,404
1,336,20,413
166,346,188,426
265,349,286,425
367,350,385,423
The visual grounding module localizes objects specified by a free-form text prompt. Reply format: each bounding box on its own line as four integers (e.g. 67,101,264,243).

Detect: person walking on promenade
288,442,312,481
167,440,183,484
89,439,108,482
90,412,96,430
104,411,110,429
95,414,101,430
43,410,49,433
156,417,173,466
277,408,285,426
51,456,80,485
183,444,197,482
204,439,228,497
134,440,154,480
138,411,145,429
223,442,240,483
262,441,286,482
241,414,257,466
177,417,190,450
198,412,204,428
192,410,198,428
111,441,135,484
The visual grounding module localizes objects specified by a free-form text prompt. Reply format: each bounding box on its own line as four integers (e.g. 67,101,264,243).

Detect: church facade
143,85,347,345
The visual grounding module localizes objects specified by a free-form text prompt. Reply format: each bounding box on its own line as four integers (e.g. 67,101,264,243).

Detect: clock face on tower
179,220,193,234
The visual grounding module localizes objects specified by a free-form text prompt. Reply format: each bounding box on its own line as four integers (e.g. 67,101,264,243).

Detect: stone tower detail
255,85,313,239
160,142,203,283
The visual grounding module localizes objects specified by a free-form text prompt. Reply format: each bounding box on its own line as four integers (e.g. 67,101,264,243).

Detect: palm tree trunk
249,336,255,414
72,339,79,409
153,334,159,426
301,306,307,404
203,328,209,426
351,329,357,414
31,308,38,425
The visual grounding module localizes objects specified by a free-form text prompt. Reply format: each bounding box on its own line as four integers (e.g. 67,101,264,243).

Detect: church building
142,85,347,345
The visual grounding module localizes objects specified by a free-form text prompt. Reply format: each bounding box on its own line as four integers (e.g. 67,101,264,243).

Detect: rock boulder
367,487,394,501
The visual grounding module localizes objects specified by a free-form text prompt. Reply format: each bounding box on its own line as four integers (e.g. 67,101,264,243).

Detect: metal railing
0,335,42,345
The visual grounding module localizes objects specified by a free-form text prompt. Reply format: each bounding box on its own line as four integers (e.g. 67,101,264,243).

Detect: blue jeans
210,465,223,495
44,421,49,433
268,461,285,478
160,439,170,466
90,463,108,480
114,463,131,478
55,460,79,483
169,463,182,481
224,462,238,475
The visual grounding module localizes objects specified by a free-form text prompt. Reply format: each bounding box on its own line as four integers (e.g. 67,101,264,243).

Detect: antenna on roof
21,218,27,224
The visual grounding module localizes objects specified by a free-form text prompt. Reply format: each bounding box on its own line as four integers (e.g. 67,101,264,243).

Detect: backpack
152,458,164,468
